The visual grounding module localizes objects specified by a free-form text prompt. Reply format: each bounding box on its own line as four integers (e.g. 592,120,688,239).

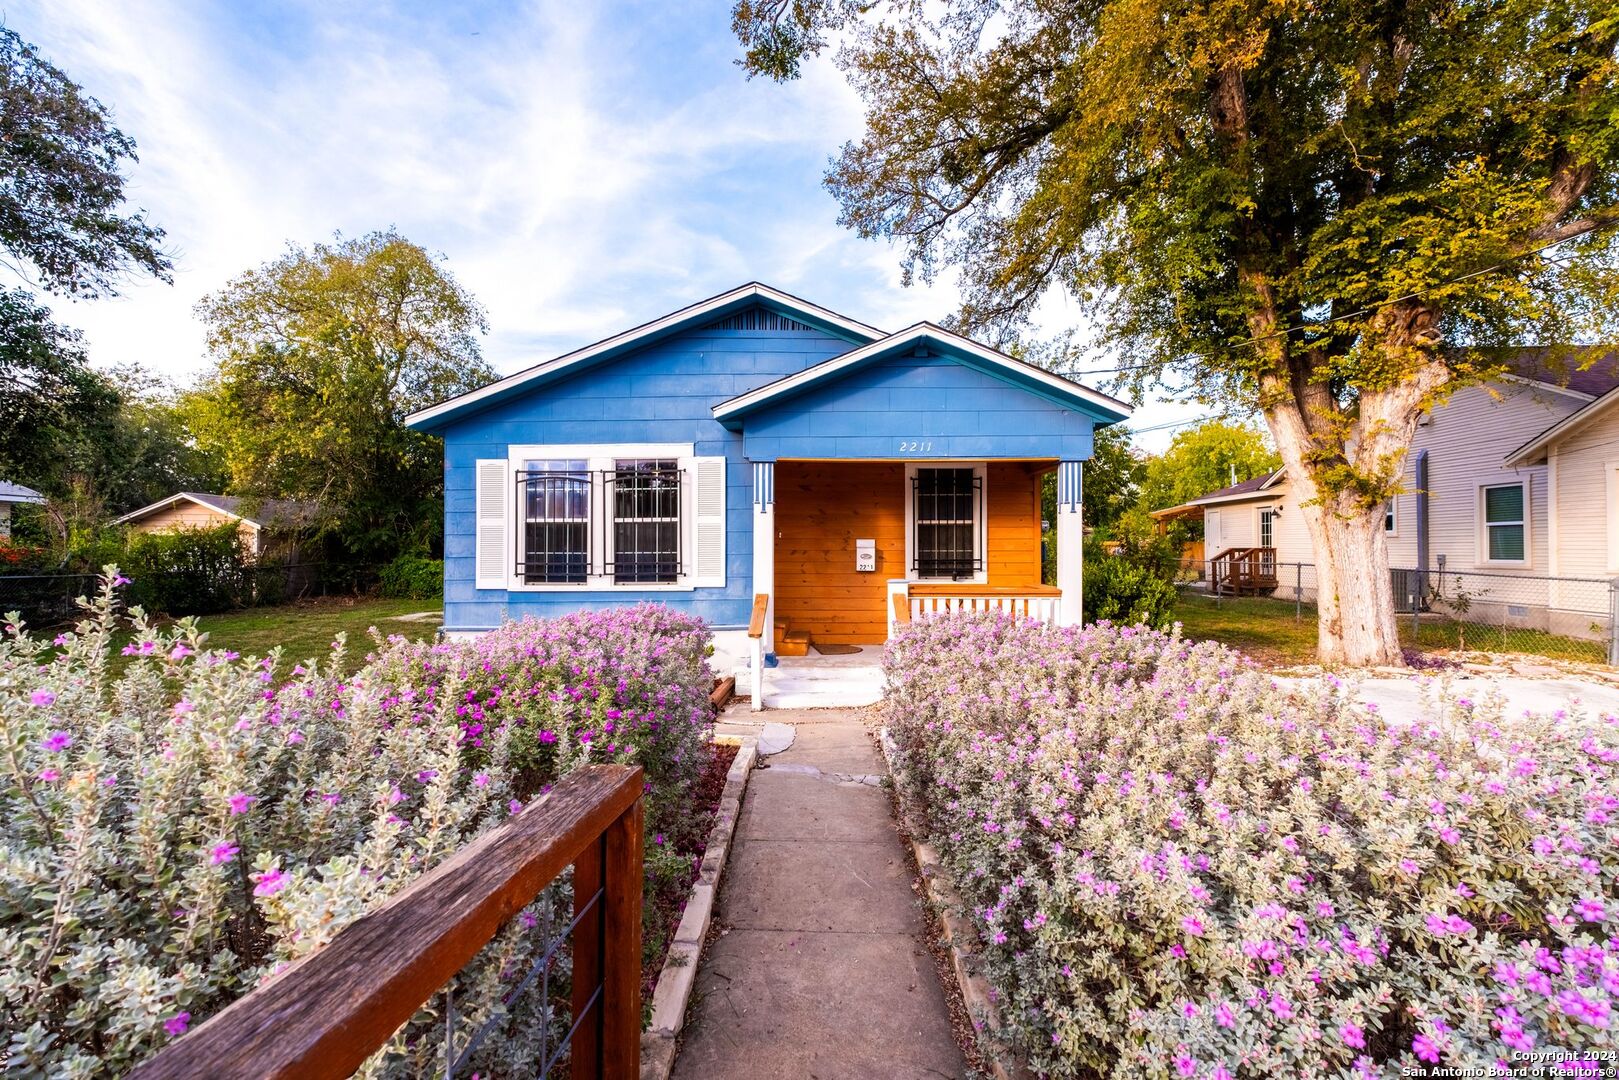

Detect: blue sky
15,0,1210,448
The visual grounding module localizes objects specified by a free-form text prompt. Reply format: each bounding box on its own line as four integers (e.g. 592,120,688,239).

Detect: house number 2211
897,440,934,453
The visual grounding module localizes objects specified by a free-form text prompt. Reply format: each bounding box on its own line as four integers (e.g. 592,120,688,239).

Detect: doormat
813,643,862,655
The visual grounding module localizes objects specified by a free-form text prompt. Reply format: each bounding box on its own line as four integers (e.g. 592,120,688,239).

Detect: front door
1206,509,1222,554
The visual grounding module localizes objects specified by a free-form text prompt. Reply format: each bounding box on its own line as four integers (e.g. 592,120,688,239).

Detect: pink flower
1573,897,1606,922
171,700,195,718
1173,1051,1196,1077
1214,1002,1235,1028
1398,859,1421,875
210,842,239,865
36,767,60,782
164,1011,190,1036
509,799,523,815
1339,1023,1365,1049
1268,997,1294,1020
538,730,557,744
1182,916,1205,936
251,868,288,897
227,792,257,815
30,689,55,708
1413,1032,1443,1063
473,772,490,787
40,730,71,752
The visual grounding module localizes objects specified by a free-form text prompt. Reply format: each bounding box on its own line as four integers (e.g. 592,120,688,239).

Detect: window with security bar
913,467,982,579
519,460,591,584
609,460,681,584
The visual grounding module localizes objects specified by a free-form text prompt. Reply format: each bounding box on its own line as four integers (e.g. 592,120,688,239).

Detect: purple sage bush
0,574,713,1076
885,612,1618,1078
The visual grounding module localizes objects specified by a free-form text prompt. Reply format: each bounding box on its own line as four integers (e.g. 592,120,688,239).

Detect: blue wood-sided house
405,283,1130,663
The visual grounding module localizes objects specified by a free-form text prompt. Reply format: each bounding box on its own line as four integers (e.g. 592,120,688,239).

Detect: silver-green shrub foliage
0,573,713,1076
884,613,1618,1077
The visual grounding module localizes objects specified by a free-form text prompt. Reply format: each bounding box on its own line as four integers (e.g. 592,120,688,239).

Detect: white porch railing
886,579,1062,637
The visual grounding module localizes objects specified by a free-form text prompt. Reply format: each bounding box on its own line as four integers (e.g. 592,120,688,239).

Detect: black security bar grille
912,467,983,580
604,462,682,584
517,471,593,584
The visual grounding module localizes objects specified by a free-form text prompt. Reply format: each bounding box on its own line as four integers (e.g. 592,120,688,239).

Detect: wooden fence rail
128,764,645,1080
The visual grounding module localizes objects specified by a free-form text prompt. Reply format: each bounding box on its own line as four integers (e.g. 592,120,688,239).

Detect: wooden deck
1209,546,1279,595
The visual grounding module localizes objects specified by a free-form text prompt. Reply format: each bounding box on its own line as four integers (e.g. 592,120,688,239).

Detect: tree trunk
1287,468,1403,666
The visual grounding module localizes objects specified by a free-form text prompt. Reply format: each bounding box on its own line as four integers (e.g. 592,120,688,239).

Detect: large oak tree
735,0,1619,665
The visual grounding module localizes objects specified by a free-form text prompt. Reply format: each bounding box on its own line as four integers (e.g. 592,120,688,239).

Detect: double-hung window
476,445,726,591
1482,482,1526,563
911,465,984,580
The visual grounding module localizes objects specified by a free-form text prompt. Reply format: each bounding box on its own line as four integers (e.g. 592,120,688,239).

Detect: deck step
777,627,811,657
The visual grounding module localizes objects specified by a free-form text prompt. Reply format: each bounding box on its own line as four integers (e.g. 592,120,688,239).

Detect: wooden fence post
603,798,644,1079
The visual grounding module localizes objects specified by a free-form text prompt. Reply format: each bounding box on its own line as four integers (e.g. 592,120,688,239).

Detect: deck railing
886,580,1062,635
1209,546,1279,595
128,765,645,1080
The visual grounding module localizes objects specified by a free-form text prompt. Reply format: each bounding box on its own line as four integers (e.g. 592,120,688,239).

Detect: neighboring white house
0,482,45,539
1152,350,1619,638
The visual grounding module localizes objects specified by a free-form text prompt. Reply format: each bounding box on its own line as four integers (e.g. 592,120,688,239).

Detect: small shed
113,493,318,559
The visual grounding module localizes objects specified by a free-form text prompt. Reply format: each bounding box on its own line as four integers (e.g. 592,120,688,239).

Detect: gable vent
701,308,815,332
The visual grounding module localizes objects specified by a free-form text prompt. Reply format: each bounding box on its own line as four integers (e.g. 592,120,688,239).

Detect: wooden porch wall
774,460,1048,645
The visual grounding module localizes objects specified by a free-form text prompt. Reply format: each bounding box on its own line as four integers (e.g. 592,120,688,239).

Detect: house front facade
405,284,1131,663
112,492,319,560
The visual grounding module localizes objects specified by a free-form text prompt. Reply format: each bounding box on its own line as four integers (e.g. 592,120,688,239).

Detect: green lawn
1172,589,1609,666
111,596,443,673
1172,593,1320,665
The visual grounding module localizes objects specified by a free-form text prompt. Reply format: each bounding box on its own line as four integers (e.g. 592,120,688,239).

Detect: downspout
1414,450,1430,608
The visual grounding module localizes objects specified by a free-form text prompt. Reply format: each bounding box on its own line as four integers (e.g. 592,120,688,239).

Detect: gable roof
404,283,885,433
0,481,44,505
1503,386,1619,467
711,322,1133,427
113,492,320,531
1490,346,1619,399
1147,469,1288,519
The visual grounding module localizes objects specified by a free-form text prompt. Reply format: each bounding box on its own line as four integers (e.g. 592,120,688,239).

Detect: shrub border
879,725,1036,1080
639,734,757,1080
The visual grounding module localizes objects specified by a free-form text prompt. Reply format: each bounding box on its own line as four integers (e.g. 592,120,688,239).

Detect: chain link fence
1179,557,1618,665
0,563,371,630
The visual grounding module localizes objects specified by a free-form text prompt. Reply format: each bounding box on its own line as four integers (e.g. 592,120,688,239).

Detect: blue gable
735,354,1097,461
436,313,855,632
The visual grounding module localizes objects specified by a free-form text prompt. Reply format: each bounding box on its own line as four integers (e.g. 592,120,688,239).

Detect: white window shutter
692,456,727,587
475,459,509,590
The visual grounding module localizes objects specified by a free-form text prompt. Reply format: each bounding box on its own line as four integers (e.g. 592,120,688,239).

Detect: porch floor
763,646,887,709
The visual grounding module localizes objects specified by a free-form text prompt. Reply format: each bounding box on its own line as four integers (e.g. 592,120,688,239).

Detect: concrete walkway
671,709,966,1080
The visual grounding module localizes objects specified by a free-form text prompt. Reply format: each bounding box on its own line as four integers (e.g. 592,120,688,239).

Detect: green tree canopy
1078,423,1143,532
735,0,1619,664
0,25,169,296
184,230,494,562
0,287,112,488
1139,419,1282,513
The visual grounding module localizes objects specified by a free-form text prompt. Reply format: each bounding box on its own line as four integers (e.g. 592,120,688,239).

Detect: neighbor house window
1482,483,1526,562
912,467,982,579
519,459,590,583
609,459,681,583
1385,500,1396,533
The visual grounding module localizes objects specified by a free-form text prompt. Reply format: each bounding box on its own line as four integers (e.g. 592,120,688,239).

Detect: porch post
752,461,775,655
1056,460,1083,626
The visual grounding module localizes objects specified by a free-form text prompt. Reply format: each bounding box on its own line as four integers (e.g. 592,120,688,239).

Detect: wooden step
777,627,811,657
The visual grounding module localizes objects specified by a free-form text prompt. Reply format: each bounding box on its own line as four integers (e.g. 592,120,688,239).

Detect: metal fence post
1411,569,1422,642
1609,579,1619,667
1294,563,1302,621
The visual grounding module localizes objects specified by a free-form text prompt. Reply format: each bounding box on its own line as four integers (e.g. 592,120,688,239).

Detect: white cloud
9,0,1198,443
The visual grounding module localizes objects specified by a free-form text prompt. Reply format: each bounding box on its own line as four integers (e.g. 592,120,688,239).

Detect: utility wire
1060,230,1599,377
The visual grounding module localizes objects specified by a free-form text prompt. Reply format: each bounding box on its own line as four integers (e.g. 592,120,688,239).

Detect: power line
1060,229,1599,377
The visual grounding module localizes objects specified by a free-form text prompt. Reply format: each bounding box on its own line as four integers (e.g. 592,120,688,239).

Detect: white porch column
752,461,775,654
1056,459,1084,626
